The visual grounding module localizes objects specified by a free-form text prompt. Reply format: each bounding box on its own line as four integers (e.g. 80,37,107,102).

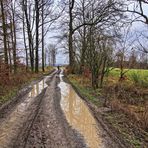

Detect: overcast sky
18,0,148,65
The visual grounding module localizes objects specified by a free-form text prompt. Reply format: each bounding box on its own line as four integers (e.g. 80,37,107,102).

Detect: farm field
108,68,148,87
109,68,148,78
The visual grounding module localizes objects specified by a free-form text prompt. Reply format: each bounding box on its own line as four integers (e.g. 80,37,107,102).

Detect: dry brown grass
103,76,148,131
0,63,47,105
110,99,148,131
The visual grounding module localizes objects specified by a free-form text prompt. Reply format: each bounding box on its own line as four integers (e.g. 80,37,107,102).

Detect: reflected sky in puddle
0,76,49,147
59,72,104,148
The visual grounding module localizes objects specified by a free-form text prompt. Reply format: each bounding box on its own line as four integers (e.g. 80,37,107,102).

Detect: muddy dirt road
0,70,120,148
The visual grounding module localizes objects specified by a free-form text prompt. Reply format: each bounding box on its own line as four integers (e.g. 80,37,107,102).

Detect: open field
108,68,148,87
109,68,148,87
109,68,148,77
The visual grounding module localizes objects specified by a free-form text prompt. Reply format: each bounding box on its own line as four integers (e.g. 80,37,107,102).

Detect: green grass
109,68,148,77
108,68,148,87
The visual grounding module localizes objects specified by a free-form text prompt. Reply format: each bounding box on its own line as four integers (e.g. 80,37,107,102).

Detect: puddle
58,71,105,148
0,76,49,147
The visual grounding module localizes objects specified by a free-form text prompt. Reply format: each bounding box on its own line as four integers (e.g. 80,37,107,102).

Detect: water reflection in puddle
0,76,49,147
58,72,104,148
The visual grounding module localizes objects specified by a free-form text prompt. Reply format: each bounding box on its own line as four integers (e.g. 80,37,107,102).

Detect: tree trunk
7,40,12,73
79,0,86,74
69,0,75,70
23,0,34,72
35,0,39,73
23,11,28,71
0,0,8,65
11,0,17,73
99,56,107,88
42,0,45,72
91,70,99,89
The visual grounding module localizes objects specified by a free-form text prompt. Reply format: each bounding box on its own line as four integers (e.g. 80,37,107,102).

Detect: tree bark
35,0,39,73
23,11,28,71
23,0,34,72
42,0,45,72
69,0,75,69
11,0,17,73
7,40,12,73
0,0,8,65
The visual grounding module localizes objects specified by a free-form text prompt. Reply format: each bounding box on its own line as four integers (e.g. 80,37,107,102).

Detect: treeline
0,0,148,89
62,0,148,89
0,0,58,74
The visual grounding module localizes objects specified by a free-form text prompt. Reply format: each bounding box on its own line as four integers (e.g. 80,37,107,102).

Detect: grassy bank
67,69,148,148
0,66,53,105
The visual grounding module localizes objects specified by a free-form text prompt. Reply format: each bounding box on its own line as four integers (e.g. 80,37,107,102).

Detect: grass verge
68,73,148,148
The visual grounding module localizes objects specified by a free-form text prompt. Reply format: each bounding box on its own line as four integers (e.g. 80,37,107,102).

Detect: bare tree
35,0,39,73
22,0,34,72
0,0,8,65
48,44,57,66
10,0,17,73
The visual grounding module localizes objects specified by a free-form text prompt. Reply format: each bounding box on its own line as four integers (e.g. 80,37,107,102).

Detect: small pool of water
0,76,49,147
58,72,105,148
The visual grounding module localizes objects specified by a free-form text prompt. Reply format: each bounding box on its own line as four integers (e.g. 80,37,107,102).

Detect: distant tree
47,44,57,66
129,49,137,68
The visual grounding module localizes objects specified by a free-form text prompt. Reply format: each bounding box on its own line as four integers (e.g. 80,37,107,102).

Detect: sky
16,0,148,65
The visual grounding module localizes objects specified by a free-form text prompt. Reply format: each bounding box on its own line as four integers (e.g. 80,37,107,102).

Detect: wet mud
0,70,122,148
0,73,52,148
59,72,110,148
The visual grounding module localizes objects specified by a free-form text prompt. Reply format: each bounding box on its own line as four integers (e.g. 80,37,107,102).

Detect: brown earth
0,70,126,148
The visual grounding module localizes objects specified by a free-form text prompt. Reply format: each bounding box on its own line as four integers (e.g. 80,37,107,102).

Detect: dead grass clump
0,63,10,85
141,102,148,131
0,64,38,104
110,99,148,131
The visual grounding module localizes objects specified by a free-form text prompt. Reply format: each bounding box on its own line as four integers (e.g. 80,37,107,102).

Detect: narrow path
0,70,120,148
0,71,56,147
24,72,86,148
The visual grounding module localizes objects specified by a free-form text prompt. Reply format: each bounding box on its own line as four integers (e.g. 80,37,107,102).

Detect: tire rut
24,74,86,148
0,71,56,148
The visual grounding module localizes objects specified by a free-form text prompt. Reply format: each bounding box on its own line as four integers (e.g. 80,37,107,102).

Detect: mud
0,72,56,148
23,74,86,148
0,69,123,148
0,71,86,148
65,76,127,148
